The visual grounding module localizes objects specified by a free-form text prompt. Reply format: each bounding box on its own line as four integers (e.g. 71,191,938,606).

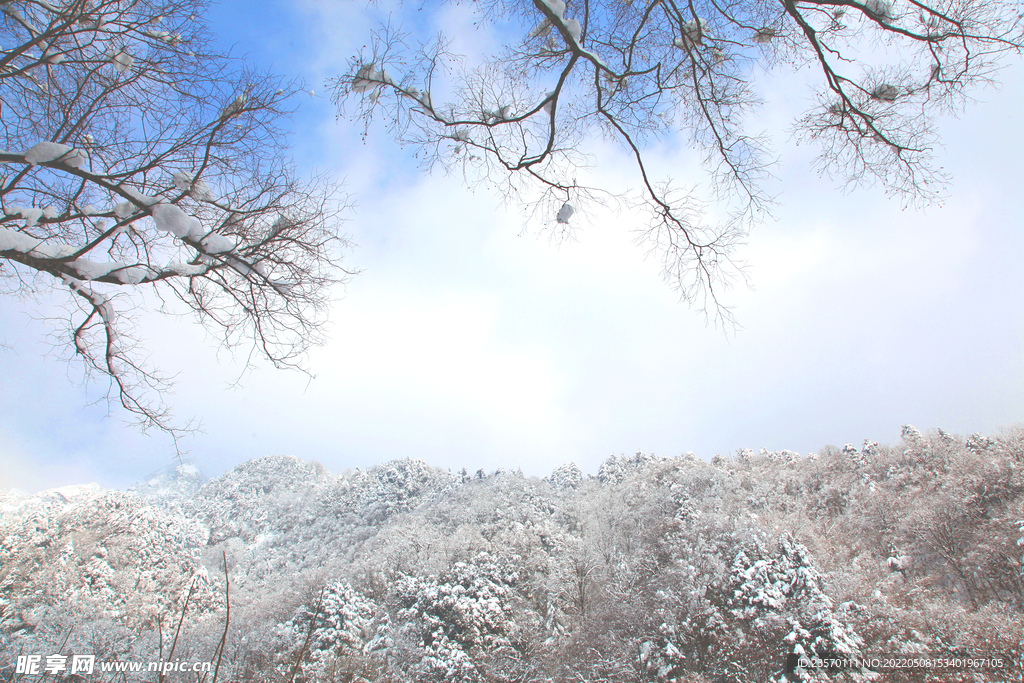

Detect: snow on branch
23,142,89,168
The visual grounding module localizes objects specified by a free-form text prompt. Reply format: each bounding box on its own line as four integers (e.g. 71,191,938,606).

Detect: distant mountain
2,427,1022,682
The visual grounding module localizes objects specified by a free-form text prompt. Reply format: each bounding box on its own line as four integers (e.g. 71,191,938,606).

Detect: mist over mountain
2,426,1022,682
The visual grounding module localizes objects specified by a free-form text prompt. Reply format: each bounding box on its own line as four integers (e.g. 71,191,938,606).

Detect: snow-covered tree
334,0,1021,322
546,462,583,491
0,0,351,445
726,534,865,682
276,580,389,682
390,552,532,683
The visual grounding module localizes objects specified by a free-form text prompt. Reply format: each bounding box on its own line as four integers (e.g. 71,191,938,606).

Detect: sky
1,0,1022,493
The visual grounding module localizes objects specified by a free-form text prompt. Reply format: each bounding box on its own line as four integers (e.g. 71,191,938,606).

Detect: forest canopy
2,425,1022,682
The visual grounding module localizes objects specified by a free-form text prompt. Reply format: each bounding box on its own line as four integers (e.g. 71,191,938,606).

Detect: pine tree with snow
725,534,866,682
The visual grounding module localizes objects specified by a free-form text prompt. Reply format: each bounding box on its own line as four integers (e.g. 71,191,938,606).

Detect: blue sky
1,0,1022,492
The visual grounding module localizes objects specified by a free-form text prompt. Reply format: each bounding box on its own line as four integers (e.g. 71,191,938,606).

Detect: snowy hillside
2,428,1023,682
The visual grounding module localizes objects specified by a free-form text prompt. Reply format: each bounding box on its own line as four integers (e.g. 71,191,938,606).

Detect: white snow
115,266,150,284
72,258,120,280
674,18,707,49
199,231,236,254
113,200,137,218
12,206,43,227
353,64,384,93
2,6,38,33
172,171,194,191
7,206,56,227
110,50,132,73
566,18,581,42
533,0,595,54
170,171,213,200
270,279,295,295
0,228,78,258
164,261,209,276
539,0,566,18
121,188,160,207
542,91,556,115
192,179,213,201
40,483,103,502
222,92,248,119
861,0,893,18
887,555,909,570
144,30,180,45
225,254,254,277
0,226,39,252
871,84,899,101
151,202,201,239
68,259,150,284
529,18,552,39
23,141,88,168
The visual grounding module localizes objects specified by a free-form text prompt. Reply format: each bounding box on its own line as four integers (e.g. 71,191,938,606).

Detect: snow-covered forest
2,425,1022,682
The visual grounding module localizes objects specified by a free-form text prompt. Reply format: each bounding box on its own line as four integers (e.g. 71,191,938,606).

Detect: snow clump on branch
860,0,894,18
871,84,899,101
674,18,707,49
10,205,57,227
150,202,202,239
352,64,393,94
109,50,133,72
556,202,574,223
221,92,247,119
171,171,214,201
23,141,88,168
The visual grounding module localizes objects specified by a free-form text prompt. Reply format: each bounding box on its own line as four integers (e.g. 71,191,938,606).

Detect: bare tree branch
0,0,355,449
331,0,1020,323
